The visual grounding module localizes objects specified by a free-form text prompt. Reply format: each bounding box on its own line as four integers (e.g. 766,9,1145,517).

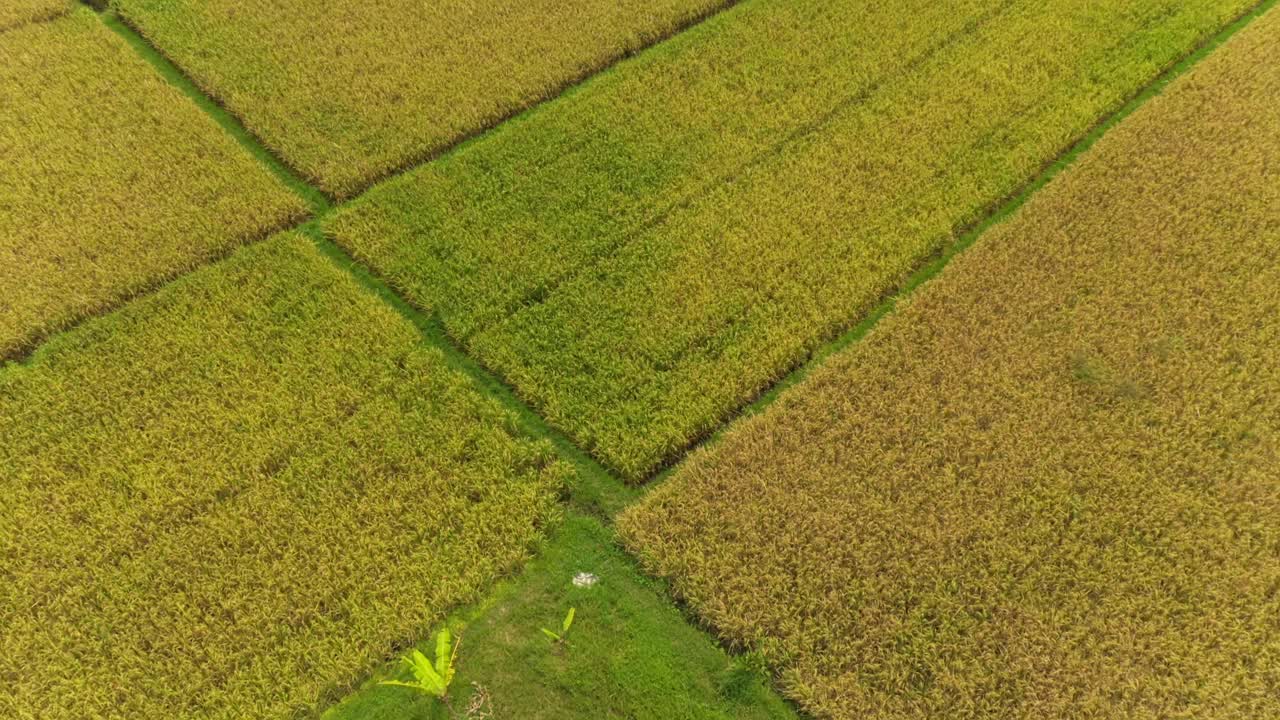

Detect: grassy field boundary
644,0,1279,487
304,223,639,518
56,0,1275,499
53,0,713,517
90,0,748,201
60,0,1275,535
18,0,749,365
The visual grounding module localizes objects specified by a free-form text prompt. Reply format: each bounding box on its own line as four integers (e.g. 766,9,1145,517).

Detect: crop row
111,0,734,197
330,0,1256,480
620,7,1280,717
0,233,570,719
0,9,305,361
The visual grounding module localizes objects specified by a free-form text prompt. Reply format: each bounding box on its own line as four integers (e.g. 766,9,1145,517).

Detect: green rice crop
620,7,1280,717
330,0,1004,340
0,0,69,31
0,9,306,361
0,232,570,719
109,0,732,198
330,0,1257,481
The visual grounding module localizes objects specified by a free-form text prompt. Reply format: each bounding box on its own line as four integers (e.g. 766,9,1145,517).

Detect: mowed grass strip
0,0,70,32
620,7,1280,717
326,514,798,720
332,0,1256,481
110,0,733,198
0,9,306,361
0,233,570,719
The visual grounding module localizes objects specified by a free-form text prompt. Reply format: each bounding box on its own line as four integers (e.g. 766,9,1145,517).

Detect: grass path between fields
323,514,800,720
25,1,1278,716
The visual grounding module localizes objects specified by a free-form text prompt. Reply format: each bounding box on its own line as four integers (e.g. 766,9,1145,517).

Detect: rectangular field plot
0,0,69,32
620,8,1280,718
0,9,305,360
330,0,1256,480
112,0,731,198
0,233,569,719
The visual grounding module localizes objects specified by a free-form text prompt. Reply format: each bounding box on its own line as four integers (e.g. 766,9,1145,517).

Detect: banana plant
540,607,575,645
379,628,459,699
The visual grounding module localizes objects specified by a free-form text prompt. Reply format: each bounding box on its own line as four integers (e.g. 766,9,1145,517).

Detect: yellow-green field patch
331,0,1256,480
330,0,1004,341
111,0,733,198
620,7,1280,717
0,233,569,719
0,9,306,360
0,0,69,32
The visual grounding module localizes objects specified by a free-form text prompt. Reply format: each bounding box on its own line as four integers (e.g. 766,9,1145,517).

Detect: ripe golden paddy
1,234,569,719
0,9,305,360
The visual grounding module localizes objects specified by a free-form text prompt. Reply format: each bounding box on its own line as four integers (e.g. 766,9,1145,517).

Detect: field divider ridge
58,0,648,518
641,0,1280,488
63,0,1276,497
83,0,750,203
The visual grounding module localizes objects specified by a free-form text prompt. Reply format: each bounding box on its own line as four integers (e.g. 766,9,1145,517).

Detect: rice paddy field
621,7,1280,717
3,0,1277,718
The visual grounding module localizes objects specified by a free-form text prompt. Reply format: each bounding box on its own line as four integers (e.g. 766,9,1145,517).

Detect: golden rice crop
331,0,1256,481
619,7,1280,717
0,0,69,32
0,9,306,361
0,232,570,719
110,0,732,198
